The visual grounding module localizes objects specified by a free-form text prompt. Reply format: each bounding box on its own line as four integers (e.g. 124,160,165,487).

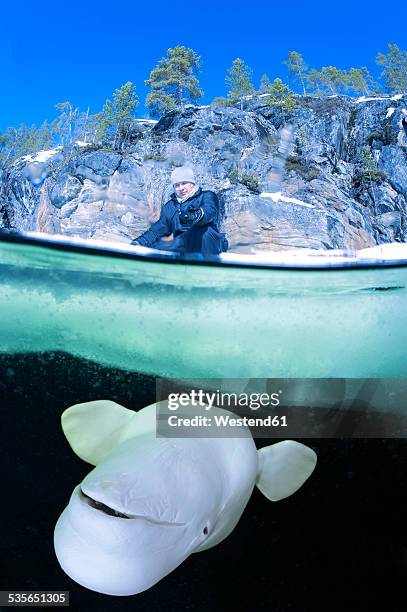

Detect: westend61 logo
167,388,282,411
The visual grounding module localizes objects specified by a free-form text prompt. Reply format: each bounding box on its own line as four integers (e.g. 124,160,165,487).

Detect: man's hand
179,203,204,227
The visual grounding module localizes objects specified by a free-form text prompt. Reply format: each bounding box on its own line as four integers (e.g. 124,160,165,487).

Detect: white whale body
54,399,317,595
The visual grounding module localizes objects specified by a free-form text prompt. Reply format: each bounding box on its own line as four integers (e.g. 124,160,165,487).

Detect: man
131,167,228,255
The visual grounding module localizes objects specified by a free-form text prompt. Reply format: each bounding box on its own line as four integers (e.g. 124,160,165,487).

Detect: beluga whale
54,399,317,595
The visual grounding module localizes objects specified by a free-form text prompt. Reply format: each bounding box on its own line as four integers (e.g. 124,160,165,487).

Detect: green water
0,240,406,378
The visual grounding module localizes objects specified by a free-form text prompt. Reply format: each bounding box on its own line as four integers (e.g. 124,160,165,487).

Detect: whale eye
203,526,209,535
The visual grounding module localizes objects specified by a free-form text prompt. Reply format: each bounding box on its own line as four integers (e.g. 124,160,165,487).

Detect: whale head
55,429,231,595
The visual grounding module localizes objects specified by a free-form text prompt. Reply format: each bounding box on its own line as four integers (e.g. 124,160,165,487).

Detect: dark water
1,352,407,611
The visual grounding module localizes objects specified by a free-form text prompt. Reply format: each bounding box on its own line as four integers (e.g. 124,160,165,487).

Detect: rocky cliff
1,95,406,252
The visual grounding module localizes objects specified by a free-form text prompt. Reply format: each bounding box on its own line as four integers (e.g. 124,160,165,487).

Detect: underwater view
1,234,407,611
1,353,407,611
1,0,407,609
1,234,407,378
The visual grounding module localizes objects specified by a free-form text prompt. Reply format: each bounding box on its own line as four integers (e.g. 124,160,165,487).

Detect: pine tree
0,123,48,166
145,46,203,118
53,101,79,146
225,58,255,109
97,82,139,149
307,67,347,95
1,127,18,166
74,109,91,143
344,68,378,95
284,51,308,94
358,145,383,206
0,131,10,168
23,124,43,154
320,67,347,94
12,125,33,157
376,43,407,93
37,121,53,149
86,113,104,145
259,74,272,94
306,69,325,94
361,145,378,175
264,78,297,112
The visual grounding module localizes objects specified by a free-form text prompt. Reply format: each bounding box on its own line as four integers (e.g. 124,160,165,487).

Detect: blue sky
0,0,405,131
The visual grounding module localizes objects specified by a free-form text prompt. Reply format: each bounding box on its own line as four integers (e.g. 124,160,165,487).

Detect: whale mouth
79,489,186,526
80,490,133,518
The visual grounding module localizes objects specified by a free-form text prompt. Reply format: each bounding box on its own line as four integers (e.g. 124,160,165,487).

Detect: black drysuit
131,188,228,255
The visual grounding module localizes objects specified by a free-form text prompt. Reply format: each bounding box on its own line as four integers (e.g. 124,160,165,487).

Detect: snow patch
135,118,158,124
21,147,62,163
356,96,387,103
260,191,315,209
359,243,407,259
20,231,407,267
386,107,396,118
219,250,359,266
356,93,404,103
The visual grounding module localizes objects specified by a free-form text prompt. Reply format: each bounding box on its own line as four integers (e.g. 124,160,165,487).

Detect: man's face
174,182,195,198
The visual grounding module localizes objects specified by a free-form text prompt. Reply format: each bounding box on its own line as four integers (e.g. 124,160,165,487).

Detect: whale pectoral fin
256,440,317,501
61,400,136,465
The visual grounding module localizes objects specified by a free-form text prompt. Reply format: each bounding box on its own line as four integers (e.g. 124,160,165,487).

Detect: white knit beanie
171,166,196,185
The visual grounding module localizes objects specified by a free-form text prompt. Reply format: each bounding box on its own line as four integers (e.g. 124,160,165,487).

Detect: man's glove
179,204,204,227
